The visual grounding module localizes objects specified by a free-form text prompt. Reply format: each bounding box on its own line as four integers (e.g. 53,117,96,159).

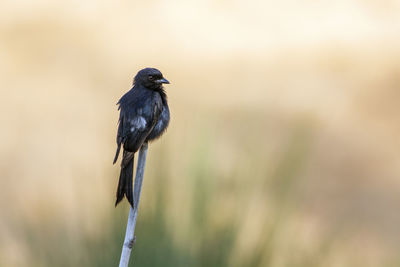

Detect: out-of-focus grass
3,117,317,267
1,1,400,266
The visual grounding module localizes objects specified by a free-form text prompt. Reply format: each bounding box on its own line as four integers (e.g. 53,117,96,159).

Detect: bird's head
133,68,170,90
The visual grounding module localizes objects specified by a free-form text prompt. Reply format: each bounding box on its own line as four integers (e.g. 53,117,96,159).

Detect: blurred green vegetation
16,119,319,267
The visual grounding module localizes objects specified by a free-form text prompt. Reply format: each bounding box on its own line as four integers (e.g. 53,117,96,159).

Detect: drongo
113,68,170,207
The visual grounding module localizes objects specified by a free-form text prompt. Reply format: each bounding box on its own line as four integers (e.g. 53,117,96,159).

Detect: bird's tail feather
115,151,135,207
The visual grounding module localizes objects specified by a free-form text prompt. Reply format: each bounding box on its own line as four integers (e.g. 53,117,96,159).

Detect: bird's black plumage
114,68,170,207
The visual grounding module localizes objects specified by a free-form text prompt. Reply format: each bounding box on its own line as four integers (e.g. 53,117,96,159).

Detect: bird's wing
114,112,148,163
113,89,147,163
113,89,163,163
120,104,159,153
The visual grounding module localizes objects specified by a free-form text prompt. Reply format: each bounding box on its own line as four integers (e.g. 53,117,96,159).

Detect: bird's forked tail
115,151,135,207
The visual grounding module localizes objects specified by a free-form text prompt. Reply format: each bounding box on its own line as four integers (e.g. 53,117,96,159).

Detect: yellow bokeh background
1,1,400,266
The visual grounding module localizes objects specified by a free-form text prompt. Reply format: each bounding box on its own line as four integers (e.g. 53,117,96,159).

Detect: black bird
113,68,170,207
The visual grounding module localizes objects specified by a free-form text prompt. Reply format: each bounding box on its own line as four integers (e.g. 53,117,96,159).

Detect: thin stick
119,142,149,267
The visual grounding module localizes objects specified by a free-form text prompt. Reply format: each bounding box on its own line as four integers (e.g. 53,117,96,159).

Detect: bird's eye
148,75,154,80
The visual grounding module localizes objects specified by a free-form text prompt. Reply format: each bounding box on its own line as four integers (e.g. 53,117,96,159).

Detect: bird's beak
157,78,170,84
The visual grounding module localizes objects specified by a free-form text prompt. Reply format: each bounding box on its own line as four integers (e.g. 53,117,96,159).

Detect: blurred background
1,0,400,266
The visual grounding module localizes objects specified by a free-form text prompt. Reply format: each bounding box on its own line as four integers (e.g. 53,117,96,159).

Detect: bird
113,68,170,207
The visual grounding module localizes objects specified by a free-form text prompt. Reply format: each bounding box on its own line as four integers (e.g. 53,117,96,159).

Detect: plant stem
119,142,148,267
